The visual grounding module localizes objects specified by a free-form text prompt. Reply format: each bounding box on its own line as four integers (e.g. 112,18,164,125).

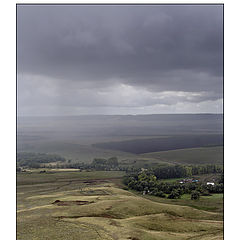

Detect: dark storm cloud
17,5,223,115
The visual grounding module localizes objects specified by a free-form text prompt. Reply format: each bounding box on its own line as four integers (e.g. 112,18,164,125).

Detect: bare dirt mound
52,200,94,206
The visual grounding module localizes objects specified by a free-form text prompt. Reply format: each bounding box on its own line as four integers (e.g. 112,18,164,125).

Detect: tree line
17,152,66,168
152,164,223,179
123,170,223,200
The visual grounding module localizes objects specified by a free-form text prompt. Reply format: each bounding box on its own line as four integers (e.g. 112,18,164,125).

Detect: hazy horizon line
17,113,223,118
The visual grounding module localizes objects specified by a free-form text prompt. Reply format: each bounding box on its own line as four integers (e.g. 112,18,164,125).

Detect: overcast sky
17,5,223,116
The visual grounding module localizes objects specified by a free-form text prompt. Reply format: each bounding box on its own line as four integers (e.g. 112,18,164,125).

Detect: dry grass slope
17,172,223,240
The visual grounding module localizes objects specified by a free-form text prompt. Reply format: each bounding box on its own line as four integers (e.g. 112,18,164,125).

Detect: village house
206,182,215,186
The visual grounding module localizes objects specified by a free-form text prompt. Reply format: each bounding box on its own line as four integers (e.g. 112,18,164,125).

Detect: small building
179,179,198,184
192,179,199,183
207,182,215,186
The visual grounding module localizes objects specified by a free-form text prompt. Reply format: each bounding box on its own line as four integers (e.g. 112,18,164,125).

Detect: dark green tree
107,157,118,167
168,189,181,199
191,190,200,200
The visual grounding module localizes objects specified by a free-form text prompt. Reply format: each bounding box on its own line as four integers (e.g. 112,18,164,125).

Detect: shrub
191,190,200,200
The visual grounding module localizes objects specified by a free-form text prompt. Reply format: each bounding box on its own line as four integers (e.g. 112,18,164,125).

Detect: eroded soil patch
52,200,94,206
80,189,110,196
55,213,116,219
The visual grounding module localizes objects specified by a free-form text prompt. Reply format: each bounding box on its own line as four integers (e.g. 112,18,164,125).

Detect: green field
17,170,223,240
141,146,223,165
141,193,223,214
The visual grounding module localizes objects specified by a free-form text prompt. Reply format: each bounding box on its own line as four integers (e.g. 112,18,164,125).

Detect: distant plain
17,114,223,165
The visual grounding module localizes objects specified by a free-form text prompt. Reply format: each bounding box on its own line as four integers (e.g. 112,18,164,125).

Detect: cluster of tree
30,157,120,171
153,164,223,179
123,171,223,200
89,157,119,170
191,165,223,175
17,152,66,168
17,153,127,171
218,173,224,184
39,162,139,172
39,162,85,169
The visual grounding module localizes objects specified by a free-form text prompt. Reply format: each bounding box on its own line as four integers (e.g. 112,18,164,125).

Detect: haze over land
17,114,223,163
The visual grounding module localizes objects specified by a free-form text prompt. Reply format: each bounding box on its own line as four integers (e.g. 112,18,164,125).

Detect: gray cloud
17,5,223,115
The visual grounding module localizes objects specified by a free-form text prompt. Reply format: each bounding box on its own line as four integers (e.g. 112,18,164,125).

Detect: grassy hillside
141,146,223,165
17,170,223,240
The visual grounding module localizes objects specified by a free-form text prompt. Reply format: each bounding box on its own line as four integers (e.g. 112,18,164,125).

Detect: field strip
120,213,223,223
26,192,66,199
25,188,88,199
17,204,54,213
185,229,223,240
128,190,220,216
142,229,195,238
58,217,117,239
17,177,123,187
